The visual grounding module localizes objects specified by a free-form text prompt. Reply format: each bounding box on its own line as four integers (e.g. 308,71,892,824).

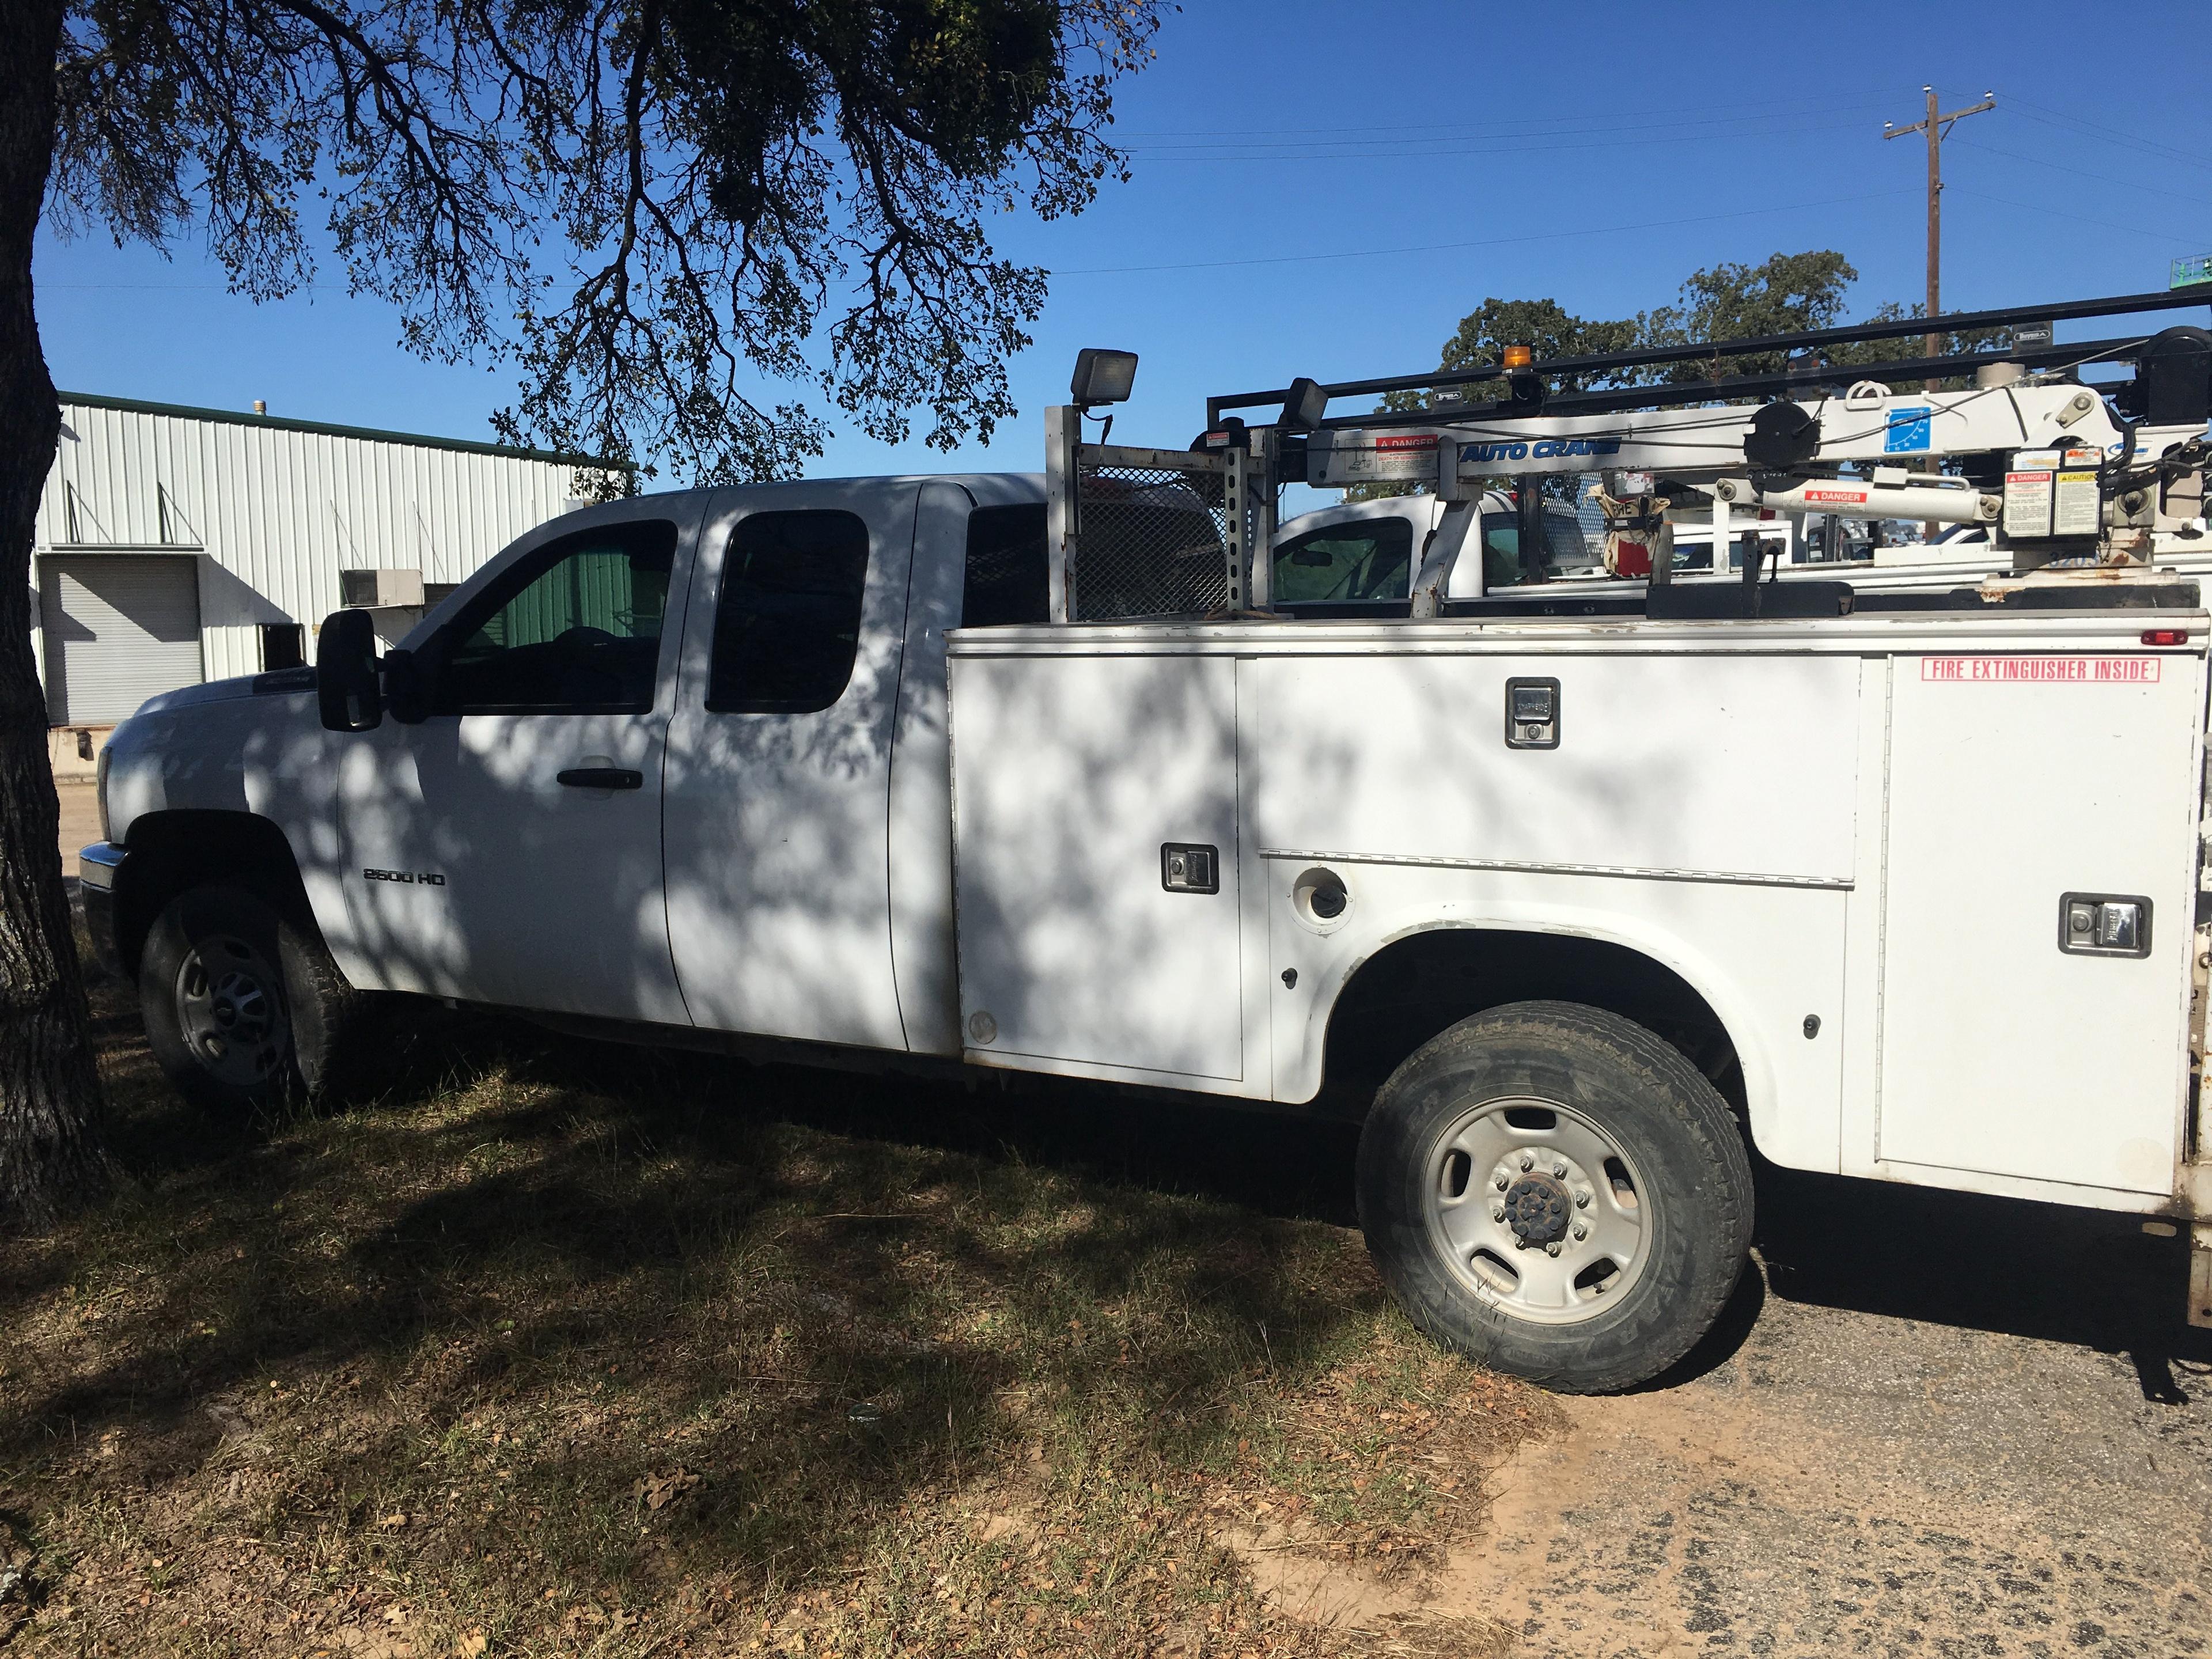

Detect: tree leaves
1638,249,1863,380
1435,298,1639,395
48,0,1166,484
1381,247,2018,418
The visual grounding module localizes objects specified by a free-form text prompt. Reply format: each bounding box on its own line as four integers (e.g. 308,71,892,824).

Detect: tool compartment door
949,649,1242,1081
1877,652,2200,1194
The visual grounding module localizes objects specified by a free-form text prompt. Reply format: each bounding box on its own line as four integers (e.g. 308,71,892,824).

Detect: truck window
706,510,870,714
1482,506,1595,585
961,503,1048,627
1271,519,1413,604
435,520,676,714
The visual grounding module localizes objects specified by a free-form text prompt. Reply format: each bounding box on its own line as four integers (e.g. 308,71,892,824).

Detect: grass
0,954,1557,1657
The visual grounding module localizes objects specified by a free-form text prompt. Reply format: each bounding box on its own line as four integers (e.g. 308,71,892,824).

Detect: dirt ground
52,779,99,873
1244,1176,2212,1654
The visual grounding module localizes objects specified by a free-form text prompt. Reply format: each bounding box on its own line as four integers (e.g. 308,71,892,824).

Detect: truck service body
79,292,2212,1391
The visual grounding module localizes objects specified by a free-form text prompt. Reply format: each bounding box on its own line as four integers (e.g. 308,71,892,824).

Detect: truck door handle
556,767,643,791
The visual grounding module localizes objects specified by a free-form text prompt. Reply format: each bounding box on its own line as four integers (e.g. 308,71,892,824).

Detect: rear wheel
1357,1000,1752,1393
138,884,358,1114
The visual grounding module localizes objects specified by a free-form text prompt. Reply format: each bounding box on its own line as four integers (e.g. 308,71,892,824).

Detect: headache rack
1042,410,1279,623
1045,286,2212,623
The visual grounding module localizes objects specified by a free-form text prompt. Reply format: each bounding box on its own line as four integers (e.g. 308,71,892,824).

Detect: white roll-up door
39,556,204,725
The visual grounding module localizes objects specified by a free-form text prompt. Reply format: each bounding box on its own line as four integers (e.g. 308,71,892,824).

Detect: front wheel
1356,1001,1753,1393
138,884,359,1114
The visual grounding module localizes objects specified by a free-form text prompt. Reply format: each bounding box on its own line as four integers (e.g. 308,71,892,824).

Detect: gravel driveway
1317,1165,2212,1654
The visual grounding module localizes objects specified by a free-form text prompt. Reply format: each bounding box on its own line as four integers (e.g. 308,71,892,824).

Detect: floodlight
1071,348,1139,407
1279,377,1328,432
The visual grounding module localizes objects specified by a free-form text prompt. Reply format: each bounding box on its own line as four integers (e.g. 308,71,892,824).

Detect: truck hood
131,666,317,720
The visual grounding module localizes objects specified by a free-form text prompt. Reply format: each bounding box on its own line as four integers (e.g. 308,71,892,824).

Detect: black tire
138,883,361,1115
1355,1000,1753,1394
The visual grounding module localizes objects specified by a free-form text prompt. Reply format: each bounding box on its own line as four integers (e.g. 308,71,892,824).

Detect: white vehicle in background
1268,490,1596,615
1271,474,2210,616
1268,492,1968,612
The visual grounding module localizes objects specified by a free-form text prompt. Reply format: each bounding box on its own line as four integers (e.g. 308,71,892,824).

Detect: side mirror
316,609,384,732
383,646,431,725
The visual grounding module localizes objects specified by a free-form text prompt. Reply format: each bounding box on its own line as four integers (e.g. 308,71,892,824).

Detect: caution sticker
1921,656,2159,683
1339,432,1438,483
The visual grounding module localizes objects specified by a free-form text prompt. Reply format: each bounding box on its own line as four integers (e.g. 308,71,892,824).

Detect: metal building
31,392,626,743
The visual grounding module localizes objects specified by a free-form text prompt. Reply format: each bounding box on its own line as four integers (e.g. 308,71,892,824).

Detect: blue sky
33,0,2212,497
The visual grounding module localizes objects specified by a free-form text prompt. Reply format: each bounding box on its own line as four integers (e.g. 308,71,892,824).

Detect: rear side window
707,510,870,714
1272,518,1414,604
436,520,676,714
961,503,1048,627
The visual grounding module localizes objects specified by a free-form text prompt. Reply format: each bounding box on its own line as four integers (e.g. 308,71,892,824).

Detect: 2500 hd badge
362,869,447,887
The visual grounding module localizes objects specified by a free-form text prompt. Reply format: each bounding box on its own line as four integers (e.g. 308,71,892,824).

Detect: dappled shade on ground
0,964,1551,1657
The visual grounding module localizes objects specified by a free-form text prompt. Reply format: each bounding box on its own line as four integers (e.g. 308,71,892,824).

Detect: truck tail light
2141,628,2187,646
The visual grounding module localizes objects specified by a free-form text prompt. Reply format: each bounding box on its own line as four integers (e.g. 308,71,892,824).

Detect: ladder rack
1207,287,2212,428
1046,287,2212,624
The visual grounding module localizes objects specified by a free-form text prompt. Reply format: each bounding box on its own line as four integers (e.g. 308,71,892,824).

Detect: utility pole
1885,86,1997,359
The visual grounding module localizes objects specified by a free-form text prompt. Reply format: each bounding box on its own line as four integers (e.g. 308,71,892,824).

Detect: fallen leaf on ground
631,1468,702,1512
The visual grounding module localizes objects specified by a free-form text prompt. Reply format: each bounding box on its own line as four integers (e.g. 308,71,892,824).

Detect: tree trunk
0,0,112,1228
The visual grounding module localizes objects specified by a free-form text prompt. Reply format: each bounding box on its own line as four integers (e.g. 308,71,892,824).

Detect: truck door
338,499,699,1022
661,482,918,1046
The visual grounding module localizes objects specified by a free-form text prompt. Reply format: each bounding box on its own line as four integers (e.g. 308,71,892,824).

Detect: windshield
1272,517,1414,604
1480,504,1599,585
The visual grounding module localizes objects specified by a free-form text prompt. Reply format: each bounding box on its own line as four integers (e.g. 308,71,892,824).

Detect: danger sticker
1802,487,1869,505
1922,656,2160,683
1374,434,1439,453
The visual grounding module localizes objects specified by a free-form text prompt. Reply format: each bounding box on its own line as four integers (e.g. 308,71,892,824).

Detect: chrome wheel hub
1423,1096,1652,1325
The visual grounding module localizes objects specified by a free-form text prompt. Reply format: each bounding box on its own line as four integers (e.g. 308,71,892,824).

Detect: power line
1124,108,1889,151
1129,120,1876,164
1948,187,2205,247
1949,135,2212,207
1115,89,1904,139
1054,188,1916,276
1997,93,2212,173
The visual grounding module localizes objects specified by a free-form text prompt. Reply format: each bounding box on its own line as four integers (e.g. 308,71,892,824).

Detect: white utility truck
81,294,2212,1392
1267,491,1827,614
1267,483,2207,614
